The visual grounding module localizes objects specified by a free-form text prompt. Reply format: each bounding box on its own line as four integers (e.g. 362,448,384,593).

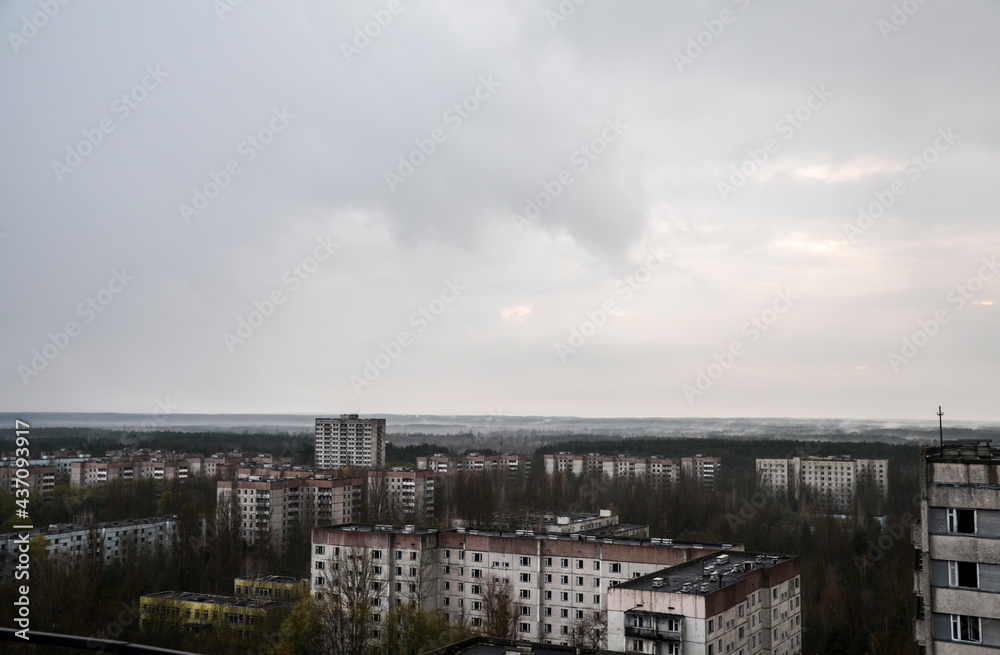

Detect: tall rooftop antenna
937,406,944,448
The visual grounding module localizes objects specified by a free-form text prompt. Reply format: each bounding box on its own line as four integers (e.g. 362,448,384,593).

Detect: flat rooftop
236,575,305,584
452,528,733,550
142,591,290,609
1,515,186,539
926,440,1000,462
318,524,734,550
619,551,795,595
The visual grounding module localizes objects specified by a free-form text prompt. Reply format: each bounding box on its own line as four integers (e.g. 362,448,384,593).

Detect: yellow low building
139,591,291,635
234,575,309,601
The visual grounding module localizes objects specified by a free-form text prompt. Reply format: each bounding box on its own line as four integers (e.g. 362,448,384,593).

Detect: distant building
62,451,296,488
0,451,90,485
367,468,435,520
217,475,363,548
0,516,203,578
607,552,802,655
913,439,1000,653
416,452,531,476
542,453,720,488
315,415,386,469
312,524,742,648
756,456,888,510
0,465,55,495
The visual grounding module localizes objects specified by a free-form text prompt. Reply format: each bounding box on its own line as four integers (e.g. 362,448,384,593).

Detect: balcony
624,625,682,641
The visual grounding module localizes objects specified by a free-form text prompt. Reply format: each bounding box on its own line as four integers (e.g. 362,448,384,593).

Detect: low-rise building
234,575,310,601
607,552,802,655
139,591,291,635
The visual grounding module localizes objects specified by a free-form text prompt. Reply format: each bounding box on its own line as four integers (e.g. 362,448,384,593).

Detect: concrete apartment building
543,454,721,488
913,439,1000,653
367,468,436,520
0,465,55,494
315,414,386,469
217,475,363,547
65,451,294,488
69,459,189,487
0,516,204,578
756,456,888,511
607,552,802,655
311,524,743,647
0,451,90,485
417,452,531,476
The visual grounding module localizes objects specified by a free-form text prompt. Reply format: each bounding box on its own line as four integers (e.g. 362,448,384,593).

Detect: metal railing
0,628,196,655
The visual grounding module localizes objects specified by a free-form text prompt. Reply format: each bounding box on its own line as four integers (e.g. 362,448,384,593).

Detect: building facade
311,524,742,648
0,465,55,495
913,439,1000,653
217,475,363,548
0,516,203,578
234,575,310,601
315,415,386,469
607,552,802,655
542,454,721,488
756,456,888,511
416,453,531,476
367,468,436,520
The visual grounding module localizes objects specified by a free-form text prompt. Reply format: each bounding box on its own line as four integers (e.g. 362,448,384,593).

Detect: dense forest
0,429,932,654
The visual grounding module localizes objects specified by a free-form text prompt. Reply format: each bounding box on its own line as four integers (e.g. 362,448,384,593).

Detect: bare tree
401,546,438,608
571,610,608,650
366,470,402,525
239,554,269,584
317,546,380,655
481,576,517,639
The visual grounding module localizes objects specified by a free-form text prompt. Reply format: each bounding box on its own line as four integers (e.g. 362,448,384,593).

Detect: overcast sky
2,1,997,421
